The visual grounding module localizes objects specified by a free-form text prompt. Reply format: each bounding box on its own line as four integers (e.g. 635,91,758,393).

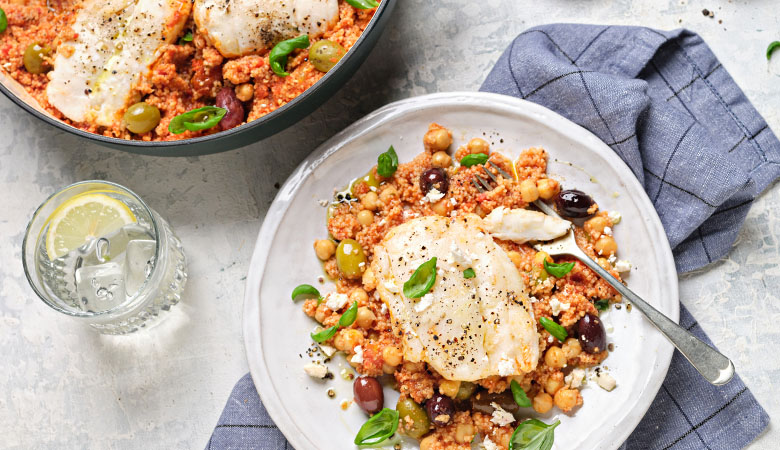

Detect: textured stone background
0,0,777,448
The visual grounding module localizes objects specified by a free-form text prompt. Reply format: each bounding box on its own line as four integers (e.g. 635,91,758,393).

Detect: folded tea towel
208,25,774,450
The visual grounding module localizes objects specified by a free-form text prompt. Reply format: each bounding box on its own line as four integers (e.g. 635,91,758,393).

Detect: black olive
554,189,595,218
577,313,607,354
353,377,384,414
425,394,455,426
470,390,519,415
420,168,449,195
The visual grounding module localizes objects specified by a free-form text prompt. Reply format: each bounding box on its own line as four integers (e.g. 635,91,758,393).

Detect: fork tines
471,160,513,192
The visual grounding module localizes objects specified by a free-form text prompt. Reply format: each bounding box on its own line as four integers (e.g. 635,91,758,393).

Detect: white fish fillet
483,206,571,243
194,0,339,58
46,0,190,127
372,215,539,381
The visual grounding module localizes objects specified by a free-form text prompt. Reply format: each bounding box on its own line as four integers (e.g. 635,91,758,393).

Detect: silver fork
532,200,734,385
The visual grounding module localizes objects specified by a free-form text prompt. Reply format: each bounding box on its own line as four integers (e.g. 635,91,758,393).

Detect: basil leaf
338,301,358,327
508,419,560,450
768,41,780,60
460,153,489,167
168,106,227,134
178,30,193,45
594,299,610,311
463,268,476,279
539,317,567,342
0,8,7,34
291,284,321,301
269,35,310,76
354,408,399,445
403,257,437,299
346,0,379,9
377,145,398,177
510,380,531,408
311,326,339,343
543,259,575,278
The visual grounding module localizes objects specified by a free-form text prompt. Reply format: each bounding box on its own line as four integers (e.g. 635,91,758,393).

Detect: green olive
350,171,380,196
308,40,346,73
23,43,51,74
455,381,477,401
123,102,161,134
396,398,430,439
336,239,367,279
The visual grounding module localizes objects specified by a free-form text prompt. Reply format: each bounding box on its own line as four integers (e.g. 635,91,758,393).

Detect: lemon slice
45,193,136,259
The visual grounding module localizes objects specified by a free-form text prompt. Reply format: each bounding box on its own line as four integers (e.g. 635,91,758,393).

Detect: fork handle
574,251,735,385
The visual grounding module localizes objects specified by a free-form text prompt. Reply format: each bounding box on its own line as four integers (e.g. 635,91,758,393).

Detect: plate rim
243,91,679,450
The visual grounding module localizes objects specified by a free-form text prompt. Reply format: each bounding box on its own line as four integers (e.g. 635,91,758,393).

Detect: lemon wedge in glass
45,192,136,260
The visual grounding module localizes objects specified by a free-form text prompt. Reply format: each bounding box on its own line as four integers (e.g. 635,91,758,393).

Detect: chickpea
361,191,380,211
235,83,254,102
355,307,376,329
314,303,329,324
561,338,582,359
544,346,566,369
379,185,398,204
455,423,476,444
382,363,396,374
357,210,374,225
467,137,489,154
314,239,336,260
507,250,523,268
349,288,369,305
533,393,553,414
403,361,425,373
533,251,552,266
545,374,564,395
594,235,618,256
439,380,461,398
424,127,453,152
431,151,452,168
382,345,403,367
334,328,363,351
432,199,451,216
519,179,540,203
420,435,437,450
584,216,609,235
553,388,580,412
362,268,377,291
536,178,560,200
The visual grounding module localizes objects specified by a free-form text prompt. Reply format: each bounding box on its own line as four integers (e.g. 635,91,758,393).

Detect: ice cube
75,262,125,312
80,223,149,266
124,240,156,296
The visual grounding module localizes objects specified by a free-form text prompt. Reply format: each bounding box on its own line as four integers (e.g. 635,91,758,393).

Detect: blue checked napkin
208,25,774,450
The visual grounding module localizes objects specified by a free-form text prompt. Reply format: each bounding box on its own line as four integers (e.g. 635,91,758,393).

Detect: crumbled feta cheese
318,199,329,207
603,226,613,236
318,344,337,357
596,371,617,391
303,363,328,379
450,197,457,206
549,296,570,316
607,210,622,224
325,293,349,311
342,242,353,254
490,403,516,427
482,436,501,450
497,358,516,376
383,280,399,294
448,242,473,267
424,187,445,203
414,293,434,312
380,303,388,315
607,254,617,264
351,345,364,364
565,368,587,388
614,260,632,272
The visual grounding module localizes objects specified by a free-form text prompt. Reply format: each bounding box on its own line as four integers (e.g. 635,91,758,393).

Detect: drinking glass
22,181,187,334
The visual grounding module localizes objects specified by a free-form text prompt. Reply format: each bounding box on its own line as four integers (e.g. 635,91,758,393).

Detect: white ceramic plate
244,92,678,450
